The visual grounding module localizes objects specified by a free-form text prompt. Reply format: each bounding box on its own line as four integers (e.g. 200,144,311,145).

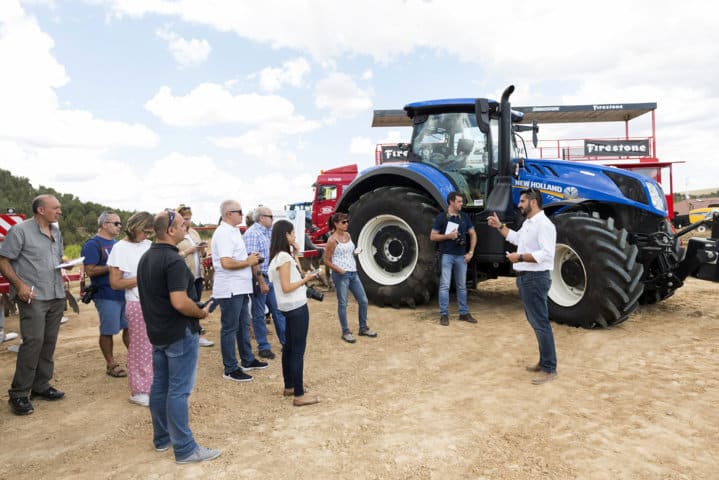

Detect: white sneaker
60,316,69,324
129,393,149,407
198,336,214,347
176,446,221,464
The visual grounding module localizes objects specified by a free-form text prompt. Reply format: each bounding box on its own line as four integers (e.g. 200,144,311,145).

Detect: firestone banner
584,139,649,157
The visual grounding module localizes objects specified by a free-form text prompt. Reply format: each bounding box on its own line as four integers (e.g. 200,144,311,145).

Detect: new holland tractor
335,85,719,328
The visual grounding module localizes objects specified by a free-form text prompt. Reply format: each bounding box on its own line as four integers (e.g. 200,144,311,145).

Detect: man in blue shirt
430,192,478,326
81,211,128,378
243,206,286,359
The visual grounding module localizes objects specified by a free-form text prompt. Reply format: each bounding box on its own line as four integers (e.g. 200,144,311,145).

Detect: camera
254,253,265,264
455,236,466,247
197,297,218,313
80,284,98,304
306,286,324,302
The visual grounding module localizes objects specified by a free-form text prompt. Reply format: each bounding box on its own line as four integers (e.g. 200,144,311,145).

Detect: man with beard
430,191,477,326
488,188,558,385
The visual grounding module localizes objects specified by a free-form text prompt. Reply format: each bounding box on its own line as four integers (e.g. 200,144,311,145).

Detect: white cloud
349,136,373,155
144,83,315,128
258,57,310,92
0,1,158,149
361,69,373,80
156,26,211,67
314,72,372,119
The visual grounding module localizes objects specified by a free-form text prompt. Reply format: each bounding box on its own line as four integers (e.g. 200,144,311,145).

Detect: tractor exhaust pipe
498,85,515,177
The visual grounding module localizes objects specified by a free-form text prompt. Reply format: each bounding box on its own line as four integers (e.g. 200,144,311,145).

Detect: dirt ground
1,276,718,480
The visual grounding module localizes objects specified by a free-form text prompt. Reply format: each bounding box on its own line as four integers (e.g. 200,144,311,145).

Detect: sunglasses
105,221,122,227
228,209,243,216
165,209,176,232
262,214,273,219
339,220,349,224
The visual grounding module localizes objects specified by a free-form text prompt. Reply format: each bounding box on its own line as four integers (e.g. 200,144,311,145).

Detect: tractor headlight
645,182,666,211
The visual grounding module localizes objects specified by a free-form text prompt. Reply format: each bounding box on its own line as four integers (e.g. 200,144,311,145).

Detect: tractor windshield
411,112,494,205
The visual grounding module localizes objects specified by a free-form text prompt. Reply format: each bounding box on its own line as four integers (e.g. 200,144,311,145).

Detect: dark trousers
9,298,64,397
516,270,557,373
281,303,309,397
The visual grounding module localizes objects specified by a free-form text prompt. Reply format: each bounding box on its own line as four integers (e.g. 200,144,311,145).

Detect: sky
1,0,717,224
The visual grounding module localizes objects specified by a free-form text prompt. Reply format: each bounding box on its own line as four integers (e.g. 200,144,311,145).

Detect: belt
516,270,548,276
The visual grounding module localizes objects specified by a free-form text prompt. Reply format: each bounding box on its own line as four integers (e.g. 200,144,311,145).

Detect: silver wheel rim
550,243,587,307
356,214,418,286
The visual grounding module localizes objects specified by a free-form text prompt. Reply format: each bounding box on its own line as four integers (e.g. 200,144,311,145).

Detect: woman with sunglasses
107,212,155,407
267,220,320,406
323,212,377,343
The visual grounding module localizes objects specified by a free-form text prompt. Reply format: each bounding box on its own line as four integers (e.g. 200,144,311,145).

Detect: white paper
56,257,85,269
444,221,459,235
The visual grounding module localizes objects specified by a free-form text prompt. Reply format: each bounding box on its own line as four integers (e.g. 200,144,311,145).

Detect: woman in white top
108,211,154,407
268,220,320,407
323,212,377,343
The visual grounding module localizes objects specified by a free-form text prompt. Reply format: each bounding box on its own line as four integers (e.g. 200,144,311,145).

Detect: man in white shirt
211,200,266,382
488,188,558,385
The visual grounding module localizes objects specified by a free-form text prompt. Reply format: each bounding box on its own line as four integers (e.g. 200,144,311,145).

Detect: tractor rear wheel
549,213,644,328
348,186,440,308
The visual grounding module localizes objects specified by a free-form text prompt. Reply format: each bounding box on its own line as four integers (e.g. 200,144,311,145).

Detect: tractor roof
372,100,657,127
514,103,656,124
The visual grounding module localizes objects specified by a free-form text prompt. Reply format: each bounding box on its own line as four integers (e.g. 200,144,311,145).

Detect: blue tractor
336,86,719,328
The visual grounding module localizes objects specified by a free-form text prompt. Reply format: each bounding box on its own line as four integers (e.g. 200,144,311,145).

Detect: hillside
0,168,135,245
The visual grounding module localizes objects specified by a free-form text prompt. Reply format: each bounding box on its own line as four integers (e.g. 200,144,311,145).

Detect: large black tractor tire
549,213,644,328
348,186,440,308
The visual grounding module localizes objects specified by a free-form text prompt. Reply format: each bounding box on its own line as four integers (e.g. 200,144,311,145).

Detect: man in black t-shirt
430,191,478,326
136,210,220,464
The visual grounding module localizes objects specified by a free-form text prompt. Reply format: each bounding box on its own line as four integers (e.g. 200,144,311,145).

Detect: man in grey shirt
0,195,67,415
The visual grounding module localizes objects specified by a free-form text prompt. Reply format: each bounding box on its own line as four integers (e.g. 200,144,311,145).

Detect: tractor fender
336,163,455,213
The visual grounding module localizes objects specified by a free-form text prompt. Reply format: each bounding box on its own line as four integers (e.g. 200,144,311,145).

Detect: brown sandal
106,363,127,378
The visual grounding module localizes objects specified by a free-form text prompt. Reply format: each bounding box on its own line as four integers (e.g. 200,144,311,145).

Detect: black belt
517,270,548,276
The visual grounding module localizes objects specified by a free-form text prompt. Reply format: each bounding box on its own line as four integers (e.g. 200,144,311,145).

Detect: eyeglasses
261,214,273,219
339,220,349,224
228,209,243,216
105,221,122,227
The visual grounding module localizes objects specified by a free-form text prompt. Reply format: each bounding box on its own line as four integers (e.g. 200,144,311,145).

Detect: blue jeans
252,276,286,350
516,271,557,373
331,271,368,334
217,294,255,374
438,254,468,316
150,327,199,460
281,303,309,397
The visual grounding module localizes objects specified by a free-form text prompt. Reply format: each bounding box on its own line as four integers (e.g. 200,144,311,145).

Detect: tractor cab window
412,112,491,203
317,184,337,202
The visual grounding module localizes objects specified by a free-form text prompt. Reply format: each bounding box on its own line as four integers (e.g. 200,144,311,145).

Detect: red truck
308,164,358,244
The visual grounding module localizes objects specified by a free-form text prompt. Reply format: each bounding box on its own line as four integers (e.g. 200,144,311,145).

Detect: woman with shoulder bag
267,220,320,407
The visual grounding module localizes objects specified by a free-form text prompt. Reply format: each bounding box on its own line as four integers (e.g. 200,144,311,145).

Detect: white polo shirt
505,210,556,272
211,221,252,298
